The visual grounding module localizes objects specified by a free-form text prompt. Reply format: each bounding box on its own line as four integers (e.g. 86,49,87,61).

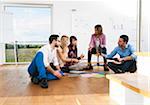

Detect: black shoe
39,78,48,88
89,65,93,70
97,63,100,66
129,62,137,73
130,68,137,73
61,66,70,73
115,69,125,74
31,77,39,84
104,65,109,71
85,64,93,70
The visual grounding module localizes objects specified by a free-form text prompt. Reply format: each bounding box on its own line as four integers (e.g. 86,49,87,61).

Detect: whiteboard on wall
71,10,137,59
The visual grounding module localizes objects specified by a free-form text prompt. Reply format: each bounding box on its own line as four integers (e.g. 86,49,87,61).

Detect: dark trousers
107,60,137,73
88,47,107,64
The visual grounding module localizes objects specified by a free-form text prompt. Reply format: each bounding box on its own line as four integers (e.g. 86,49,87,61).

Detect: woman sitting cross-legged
56,35,79,73
56,35,87,72
67,36,87,70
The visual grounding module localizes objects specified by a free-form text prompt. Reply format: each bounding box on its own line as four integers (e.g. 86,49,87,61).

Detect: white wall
0,0,138,63
0,44,5,65
141,0,150,52
0,2,5,65
0,3,2,42
52,1,137,58
0,0,51,4
137,56,150,76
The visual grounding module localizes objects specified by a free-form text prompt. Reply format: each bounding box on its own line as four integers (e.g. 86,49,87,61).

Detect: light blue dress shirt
106,44,137,60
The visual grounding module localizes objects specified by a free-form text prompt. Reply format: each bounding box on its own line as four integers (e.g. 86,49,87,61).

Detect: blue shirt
106,44,137,60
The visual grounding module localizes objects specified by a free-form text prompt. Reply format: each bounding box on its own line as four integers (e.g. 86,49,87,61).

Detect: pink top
89,33,106,48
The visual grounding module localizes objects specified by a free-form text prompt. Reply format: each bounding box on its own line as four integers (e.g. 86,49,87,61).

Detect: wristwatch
121,59,125,63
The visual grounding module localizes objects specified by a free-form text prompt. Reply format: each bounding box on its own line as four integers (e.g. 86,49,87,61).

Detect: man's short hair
49,34,59,44
120,35,129,43
61,35,69,40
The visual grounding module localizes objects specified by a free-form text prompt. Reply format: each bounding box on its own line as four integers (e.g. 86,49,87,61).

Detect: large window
5,6,51,41
3,5,52,63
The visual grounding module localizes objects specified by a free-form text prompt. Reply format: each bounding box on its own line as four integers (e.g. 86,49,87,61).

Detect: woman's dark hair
49,34,59,44
70,36,77,44
95,24,103,32
68,36,78,58
120,35,129,43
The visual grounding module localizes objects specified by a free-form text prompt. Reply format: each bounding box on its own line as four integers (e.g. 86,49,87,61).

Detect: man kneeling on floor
106,35,137,73
28,35,64,88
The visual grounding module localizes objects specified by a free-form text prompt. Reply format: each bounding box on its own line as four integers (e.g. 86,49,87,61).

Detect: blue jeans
28,52,64,80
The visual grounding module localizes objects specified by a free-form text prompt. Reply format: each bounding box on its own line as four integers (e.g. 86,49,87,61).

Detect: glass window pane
4,6,51,62
17,43,43,62
5,43,15,62
5,6,51,41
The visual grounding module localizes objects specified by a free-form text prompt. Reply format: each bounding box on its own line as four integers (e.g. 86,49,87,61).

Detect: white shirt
96,38,100,49
38,44,59,67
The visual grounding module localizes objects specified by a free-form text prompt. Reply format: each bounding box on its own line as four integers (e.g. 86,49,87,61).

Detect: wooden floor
0,65,117,105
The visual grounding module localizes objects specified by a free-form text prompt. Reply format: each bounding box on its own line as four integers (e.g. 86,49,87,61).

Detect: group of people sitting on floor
28,24,137,88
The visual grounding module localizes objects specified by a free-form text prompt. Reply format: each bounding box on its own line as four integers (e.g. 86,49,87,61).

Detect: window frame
2,3,53,64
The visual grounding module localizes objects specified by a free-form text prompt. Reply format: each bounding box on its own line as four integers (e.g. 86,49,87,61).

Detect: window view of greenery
5,44,15,62
5,6,51,62
5,44,44,62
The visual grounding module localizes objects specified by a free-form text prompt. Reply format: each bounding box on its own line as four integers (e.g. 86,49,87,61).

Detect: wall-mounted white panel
141,0,150,52
52,1,137,57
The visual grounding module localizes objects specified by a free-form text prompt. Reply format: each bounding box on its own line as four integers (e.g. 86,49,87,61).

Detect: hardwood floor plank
0,65,117,105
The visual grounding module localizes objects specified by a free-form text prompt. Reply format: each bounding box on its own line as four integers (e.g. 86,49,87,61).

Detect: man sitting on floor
106,35,137,73
28,34,63,88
